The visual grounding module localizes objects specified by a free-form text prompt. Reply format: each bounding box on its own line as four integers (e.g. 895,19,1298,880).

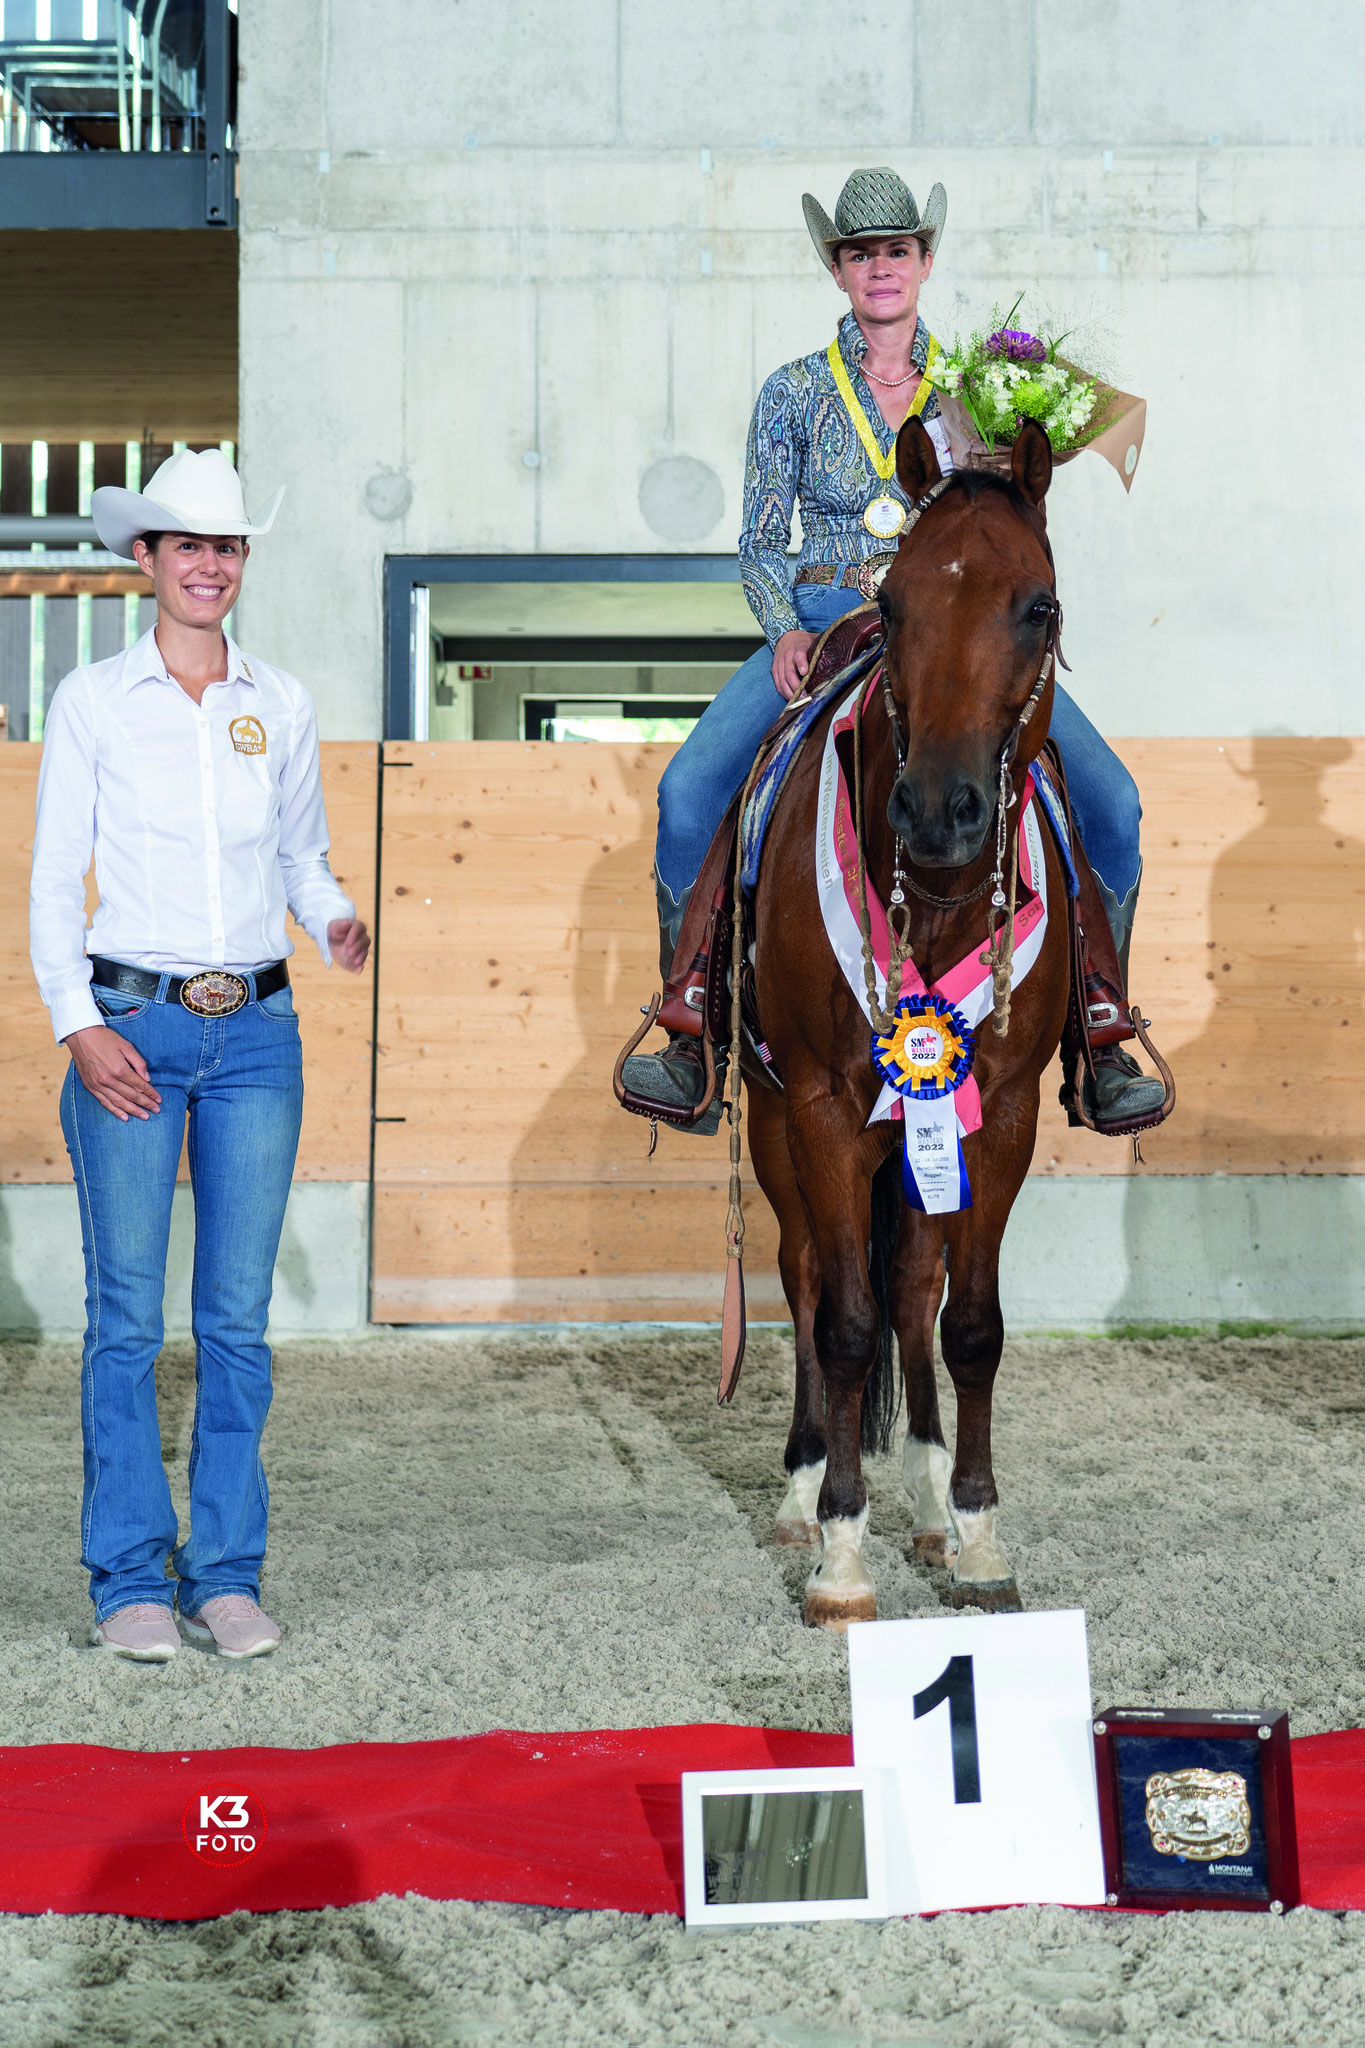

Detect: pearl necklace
863,362,919,388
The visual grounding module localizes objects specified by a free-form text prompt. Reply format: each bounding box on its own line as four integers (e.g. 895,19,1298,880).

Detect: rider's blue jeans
656,583,1142,914
59,979,303,1622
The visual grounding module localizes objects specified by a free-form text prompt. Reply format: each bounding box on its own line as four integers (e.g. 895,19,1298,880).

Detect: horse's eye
1027,597,1053,625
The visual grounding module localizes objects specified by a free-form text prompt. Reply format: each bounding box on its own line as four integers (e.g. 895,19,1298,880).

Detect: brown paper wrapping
935,377,1146,494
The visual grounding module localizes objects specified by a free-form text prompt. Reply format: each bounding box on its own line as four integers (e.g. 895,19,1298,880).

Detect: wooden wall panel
0,231,237,443
370,736,1365,1322
1,743,375,1185
1036,737,1365,1176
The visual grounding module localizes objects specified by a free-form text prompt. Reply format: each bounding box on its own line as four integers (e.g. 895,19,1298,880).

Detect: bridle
853,473,1064,1038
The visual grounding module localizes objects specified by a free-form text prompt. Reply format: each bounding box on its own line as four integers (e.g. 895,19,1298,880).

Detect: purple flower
985,327,1046,364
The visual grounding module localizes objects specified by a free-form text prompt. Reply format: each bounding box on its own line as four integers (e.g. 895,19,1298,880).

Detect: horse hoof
775,1518,821,1549
949,1576,1023,1614
912,1529,957,1568
803,1588,878,1632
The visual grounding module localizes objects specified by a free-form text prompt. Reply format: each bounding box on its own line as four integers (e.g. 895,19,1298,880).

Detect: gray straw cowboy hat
802,167,947,270
92,448,284,562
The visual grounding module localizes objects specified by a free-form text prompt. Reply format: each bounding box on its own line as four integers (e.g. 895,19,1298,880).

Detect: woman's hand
65,1026,162,1122
328,917,371,973
772,629,819,701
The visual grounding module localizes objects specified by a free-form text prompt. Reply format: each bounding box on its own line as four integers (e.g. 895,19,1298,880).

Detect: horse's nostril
949,781,986,832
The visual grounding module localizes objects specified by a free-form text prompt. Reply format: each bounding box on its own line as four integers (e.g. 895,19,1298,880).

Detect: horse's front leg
788,1115,884,1630
939,1203,1022,1612
892,1212,956,1569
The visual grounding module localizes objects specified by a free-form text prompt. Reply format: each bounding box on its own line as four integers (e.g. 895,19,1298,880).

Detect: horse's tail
861,1152,903,1456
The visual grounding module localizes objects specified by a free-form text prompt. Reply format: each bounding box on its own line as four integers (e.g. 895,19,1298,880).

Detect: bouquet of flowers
923,296,1145,487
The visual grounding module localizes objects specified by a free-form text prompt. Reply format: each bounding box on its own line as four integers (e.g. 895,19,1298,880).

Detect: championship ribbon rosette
871,995,976,1214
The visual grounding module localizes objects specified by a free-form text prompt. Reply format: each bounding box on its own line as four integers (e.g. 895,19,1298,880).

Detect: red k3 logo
182,1786,268,1861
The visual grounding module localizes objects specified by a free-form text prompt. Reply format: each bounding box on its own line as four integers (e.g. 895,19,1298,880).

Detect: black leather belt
90,955,289,1019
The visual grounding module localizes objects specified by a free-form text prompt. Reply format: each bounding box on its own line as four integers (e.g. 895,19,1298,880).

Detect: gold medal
827,330,939,549
862,495,906,539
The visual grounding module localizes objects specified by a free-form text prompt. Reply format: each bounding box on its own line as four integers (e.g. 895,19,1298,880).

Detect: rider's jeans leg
1047,684,1142,906
656,585,865,901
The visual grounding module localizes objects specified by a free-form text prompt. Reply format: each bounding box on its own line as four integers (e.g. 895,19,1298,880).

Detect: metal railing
0,435,234,740
0,0,229,155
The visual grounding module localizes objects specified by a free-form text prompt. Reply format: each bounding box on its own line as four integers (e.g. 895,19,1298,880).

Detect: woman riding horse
624,166,1163,1130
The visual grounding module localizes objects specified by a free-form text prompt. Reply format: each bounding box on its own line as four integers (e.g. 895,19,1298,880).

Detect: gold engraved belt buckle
179,970,249,1018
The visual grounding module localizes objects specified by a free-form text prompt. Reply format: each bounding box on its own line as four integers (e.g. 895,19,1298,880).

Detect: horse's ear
894,415,941,510
1011,419,1053,508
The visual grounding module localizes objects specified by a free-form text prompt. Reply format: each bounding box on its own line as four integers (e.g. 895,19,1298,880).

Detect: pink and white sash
815,680,1050,1138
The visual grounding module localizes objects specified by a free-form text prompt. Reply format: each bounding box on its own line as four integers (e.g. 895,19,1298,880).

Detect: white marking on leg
948,1503,1014,1587
775,1458,825,1541
902,1437,955,1538
807,1505,874,1604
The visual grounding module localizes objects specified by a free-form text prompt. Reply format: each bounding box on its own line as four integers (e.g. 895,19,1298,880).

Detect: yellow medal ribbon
825,331,940,482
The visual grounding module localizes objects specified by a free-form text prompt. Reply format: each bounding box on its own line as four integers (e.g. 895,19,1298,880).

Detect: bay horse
745,414,1070,1629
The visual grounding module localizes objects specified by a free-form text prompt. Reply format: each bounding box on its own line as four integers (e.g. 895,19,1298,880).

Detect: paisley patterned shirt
740,308,953,644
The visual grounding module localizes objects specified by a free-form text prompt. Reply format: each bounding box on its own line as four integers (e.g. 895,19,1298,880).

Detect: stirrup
614,997,726,1134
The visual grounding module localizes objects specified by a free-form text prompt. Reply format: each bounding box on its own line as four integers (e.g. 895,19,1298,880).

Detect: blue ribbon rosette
870,994,976,1214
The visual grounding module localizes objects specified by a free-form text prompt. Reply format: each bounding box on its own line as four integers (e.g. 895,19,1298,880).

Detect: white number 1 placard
849,1609,1105,1914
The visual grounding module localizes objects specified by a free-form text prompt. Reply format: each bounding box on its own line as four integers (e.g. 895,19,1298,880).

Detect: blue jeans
60,978,304,1622
656,584,1142,911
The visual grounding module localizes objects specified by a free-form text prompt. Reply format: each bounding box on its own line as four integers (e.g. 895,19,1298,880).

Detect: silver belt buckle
180,970,249,1018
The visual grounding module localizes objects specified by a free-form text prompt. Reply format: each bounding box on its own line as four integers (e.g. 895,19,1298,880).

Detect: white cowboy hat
802,166,947,270
92,448,284,561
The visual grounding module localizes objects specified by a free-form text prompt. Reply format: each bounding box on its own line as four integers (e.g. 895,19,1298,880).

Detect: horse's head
878,416,1058,869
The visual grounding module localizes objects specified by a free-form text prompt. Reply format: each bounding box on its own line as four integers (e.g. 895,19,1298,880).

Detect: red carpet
0,1725,1359,1921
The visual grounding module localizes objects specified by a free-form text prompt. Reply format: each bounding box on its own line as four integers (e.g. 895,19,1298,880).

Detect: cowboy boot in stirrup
1083,874,1167,1127
620,874,727,1134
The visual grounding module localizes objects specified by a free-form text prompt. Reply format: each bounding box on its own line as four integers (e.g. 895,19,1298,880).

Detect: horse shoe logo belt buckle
180,970,249,1018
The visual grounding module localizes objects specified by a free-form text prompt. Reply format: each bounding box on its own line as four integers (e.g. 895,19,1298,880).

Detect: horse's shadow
1112,735,1365,1329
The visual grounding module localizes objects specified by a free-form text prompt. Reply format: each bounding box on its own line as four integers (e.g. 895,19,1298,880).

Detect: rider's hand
328,917,371,973
772,629,819,701
65,1025,162,1122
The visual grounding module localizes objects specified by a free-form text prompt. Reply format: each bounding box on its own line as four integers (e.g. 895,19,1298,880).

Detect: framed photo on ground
1092,1707,1300,1913
680,1767,891,1928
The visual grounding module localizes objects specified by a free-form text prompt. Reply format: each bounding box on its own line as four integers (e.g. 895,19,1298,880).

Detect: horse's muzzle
888,768,992,869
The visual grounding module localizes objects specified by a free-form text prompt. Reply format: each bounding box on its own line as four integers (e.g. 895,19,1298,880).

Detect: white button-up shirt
30,628,355,1044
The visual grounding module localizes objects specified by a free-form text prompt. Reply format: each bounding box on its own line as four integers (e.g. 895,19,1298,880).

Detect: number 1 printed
913,1654,982,1804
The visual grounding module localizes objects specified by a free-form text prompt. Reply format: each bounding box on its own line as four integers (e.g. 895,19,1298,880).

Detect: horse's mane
919,464,1055,570
935,466,1036,520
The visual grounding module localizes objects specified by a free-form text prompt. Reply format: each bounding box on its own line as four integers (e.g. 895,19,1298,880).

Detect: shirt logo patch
230,716,266,756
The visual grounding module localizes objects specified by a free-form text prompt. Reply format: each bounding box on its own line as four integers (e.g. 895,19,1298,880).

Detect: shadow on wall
0,1198,40,1336
1114,736,1365,1327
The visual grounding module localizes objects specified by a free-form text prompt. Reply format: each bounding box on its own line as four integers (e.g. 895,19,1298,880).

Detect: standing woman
29,450,370,1662
624,168,1161,1128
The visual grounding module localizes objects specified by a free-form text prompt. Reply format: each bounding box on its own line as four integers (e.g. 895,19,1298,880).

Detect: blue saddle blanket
738,642,882,893
1029,753,1080,899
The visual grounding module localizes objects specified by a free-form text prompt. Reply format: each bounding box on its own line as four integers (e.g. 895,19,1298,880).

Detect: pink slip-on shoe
90,1604,180,1662
181,1595,282,1660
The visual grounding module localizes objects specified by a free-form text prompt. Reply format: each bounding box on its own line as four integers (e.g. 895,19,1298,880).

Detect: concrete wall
200,1,1365,1338
237,0,1365,741
0,1184,370,1340
8,1176,1362,1338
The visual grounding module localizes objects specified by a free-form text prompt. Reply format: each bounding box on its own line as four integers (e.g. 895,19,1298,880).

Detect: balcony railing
0,0,234,223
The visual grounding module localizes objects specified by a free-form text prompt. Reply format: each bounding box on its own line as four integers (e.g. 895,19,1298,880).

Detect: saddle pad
1030,752,1080,899
740,639,883,892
